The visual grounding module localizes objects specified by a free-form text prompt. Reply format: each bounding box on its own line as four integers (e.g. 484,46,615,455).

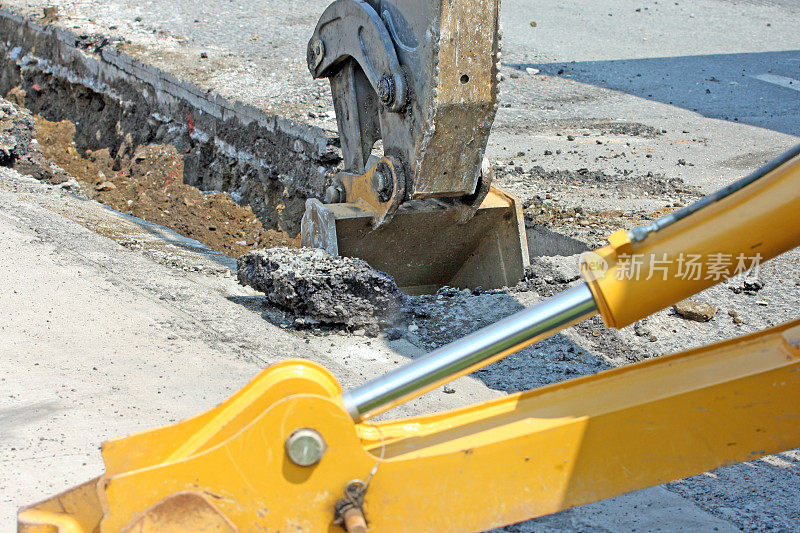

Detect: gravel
672,299,719,322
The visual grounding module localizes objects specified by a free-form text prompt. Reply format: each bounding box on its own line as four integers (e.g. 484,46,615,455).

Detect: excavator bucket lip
18,485,240,533
301,186,530,294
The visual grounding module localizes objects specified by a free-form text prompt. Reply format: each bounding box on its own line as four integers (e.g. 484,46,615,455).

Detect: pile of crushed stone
237,247,406,332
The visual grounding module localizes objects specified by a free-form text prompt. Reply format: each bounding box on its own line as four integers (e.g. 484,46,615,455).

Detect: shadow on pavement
511,50,800,136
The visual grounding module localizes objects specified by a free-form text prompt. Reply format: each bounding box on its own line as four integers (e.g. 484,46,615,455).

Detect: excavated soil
34,116,298,258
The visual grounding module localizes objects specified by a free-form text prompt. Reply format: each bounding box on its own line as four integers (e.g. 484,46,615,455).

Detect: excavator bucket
301,0,531,293
18,478,104,533
301,186,530,294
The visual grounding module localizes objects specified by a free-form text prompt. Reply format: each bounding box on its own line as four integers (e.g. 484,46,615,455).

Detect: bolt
335,480,368,533
372,162,393,203
377,75,395,106
341,507,367,533
285,428,326,467
307,38,325,70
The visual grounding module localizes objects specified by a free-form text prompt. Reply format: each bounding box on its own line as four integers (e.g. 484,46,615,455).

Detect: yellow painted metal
583,156,800,329
18,478,103,533
117,493,238,532
337,156,403,228
100,359,341,476
19,321,800,532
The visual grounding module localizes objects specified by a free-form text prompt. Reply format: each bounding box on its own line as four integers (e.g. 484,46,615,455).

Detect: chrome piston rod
341,283,598,421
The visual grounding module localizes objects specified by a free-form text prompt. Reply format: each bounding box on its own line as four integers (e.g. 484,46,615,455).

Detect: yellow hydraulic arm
19,146,800,532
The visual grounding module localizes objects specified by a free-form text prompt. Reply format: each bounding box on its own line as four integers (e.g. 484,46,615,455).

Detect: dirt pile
0,98,73,185
237,247,405,332
0,94,300,258
34,116,298,257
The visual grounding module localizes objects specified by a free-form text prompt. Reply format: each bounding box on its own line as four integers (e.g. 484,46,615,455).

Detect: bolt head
372,162,393,203
286,428,326,467
372,170,385,193
307,38,325,70
377,75,395,106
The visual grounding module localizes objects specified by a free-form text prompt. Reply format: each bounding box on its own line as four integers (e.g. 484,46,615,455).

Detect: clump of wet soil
33,116,298,257
237,247,406,333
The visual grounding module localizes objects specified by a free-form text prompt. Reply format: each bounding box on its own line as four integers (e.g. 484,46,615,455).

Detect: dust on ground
33,115,298,258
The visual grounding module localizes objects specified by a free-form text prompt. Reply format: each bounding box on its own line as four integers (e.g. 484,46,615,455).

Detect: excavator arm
18,143,800,531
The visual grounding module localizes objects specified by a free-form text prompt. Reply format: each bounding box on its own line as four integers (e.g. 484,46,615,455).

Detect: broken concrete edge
237,247,400,332
0,8,342,236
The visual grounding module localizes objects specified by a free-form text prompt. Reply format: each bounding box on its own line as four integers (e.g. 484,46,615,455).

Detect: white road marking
751,73,800,92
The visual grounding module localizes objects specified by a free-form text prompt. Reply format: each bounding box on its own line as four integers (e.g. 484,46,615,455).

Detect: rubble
384,328,403,341
727,276,765,295
515,254,583,296
237,247,406,332
728,309,744,325
0,98,71,185
633,320,658,342
672,300,718,322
